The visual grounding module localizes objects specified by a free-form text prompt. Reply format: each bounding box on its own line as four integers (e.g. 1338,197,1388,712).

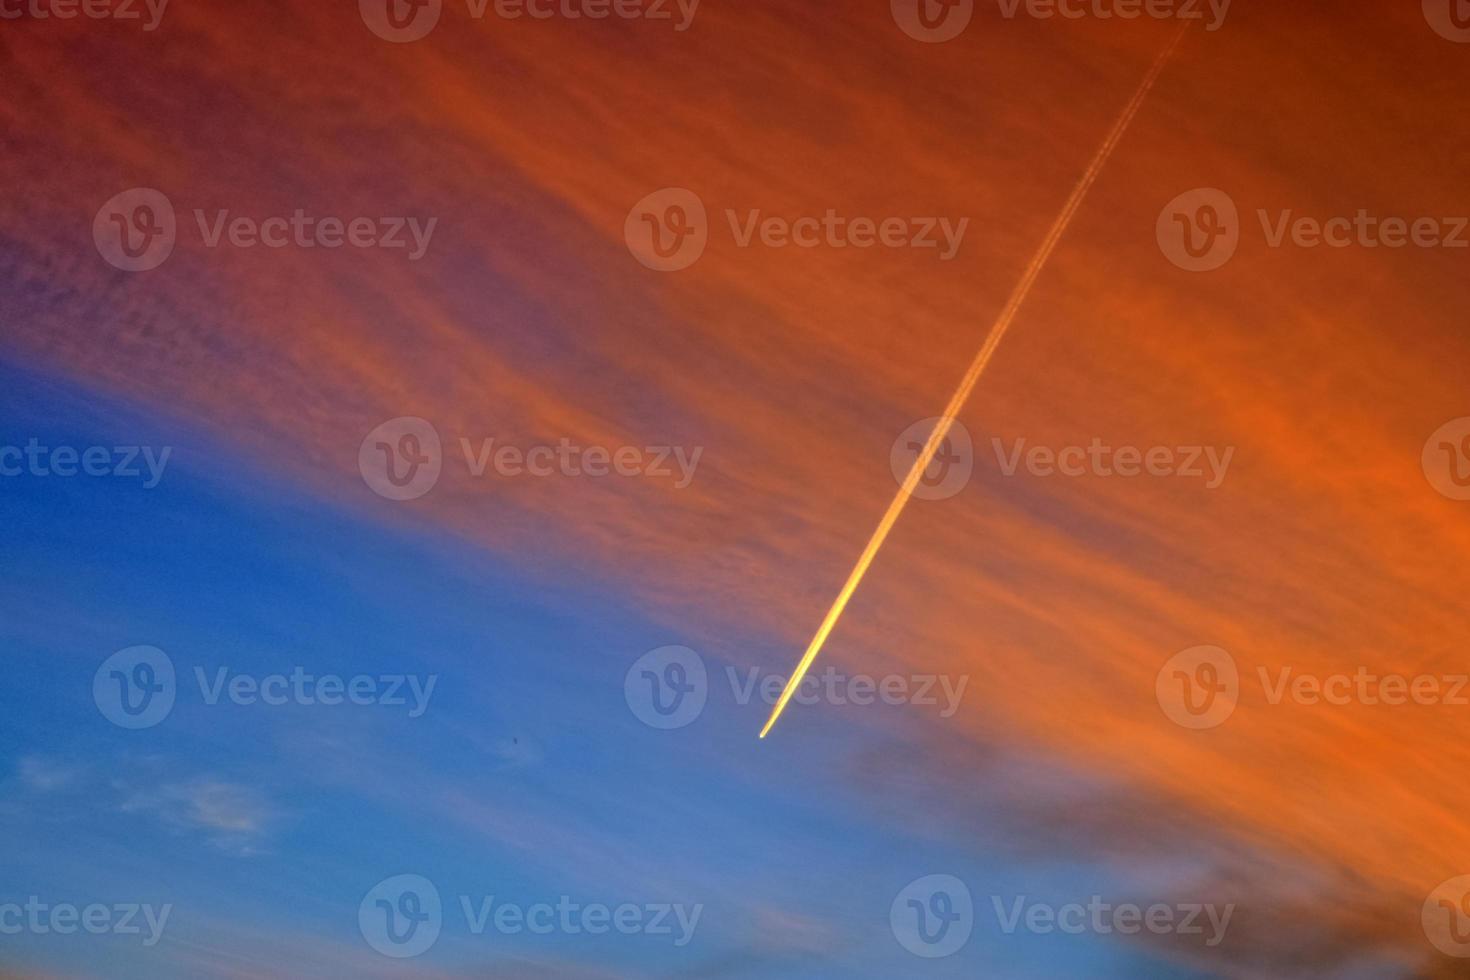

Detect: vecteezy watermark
1156,645,1239,730
94,189,437,272
891,875,974,958
1158,188,1470,272
1424,0,1470,43
623,189,708,272
623,647,969,729
992,437,1235,489
890,0,1228,43
890,875,1234,959
358,875,702,958
1155,188,1240,272
94,646,177,729
0,0,169,30
0,898,171,946
624,646,708,729
993,0,1230,29
624,188,969,272
1423,418,1470,501
1424,876,1470,958
1157,646,1470,730
887,420,1235,500
890,418,974,501
890,0,974,43
458,895,700,947
726,666,969,719
990,894,1234,947
194,667,437,717
360,876,442,958
358,417,443,501
358,417,703,501
91,188,176,271
1256,667,1470,709
94,647,438,729
358,0,699,43
0,439,171,488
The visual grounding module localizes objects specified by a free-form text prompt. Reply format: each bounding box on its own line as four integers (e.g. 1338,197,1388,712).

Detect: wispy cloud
119,777,278,856
14,756,81,793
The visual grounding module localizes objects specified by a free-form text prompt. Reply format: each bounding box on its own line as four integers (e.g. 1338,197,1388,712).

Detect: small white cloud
16,756,80,792
122,778,277,855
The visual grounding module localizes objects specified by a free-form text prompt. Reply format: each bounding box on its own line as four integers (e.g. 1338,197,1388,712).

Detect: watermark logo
625,649,967,727
95,650,437,726
625,188,708,272
94,188,176,272
625,646,707,729
891,0,973,42
891,875,973,958
360,876,701,954
360,417,443,501
1157,188,1239,272
96,191,437,269
360,0,442,41
1162,189,1470,270
1425,876,1470,957
1163,653,1470,729
360,875,443,958
361,419,703,500
1424,0,1470,42
93,646,176,730
1423,418,1470,501
1156,645,1238,730
891,418,974,501
626,190,969,271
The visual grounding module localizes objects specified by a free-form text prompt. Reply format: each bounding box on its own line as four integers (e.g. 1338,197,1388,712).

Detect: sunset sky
3,1,1470,977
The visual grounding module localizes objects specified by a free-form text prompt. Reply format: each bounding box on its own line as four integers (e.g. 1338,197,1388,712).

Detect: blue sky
0,357,1223,977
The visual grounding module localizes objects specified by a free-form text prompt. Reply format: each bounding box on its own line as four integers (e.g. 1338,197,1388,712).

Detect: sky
3,0,1470,977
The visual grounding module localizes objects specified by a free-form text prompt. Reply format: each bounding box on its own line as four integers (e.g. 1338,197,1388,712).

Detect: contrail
759,24,1191,739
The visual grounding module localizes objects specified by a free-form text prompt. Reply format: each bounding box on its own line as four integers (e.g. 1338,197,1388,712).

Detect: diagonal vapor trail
759,23,1192,739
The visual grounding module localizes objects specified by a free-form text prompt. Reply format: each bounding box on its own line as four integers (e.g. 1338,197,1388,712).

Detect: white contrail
760,23,1192,739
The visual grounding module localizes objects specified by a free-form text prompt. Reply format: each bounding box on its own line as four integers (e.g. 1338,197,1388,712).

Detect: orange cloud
3,1,1469,972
